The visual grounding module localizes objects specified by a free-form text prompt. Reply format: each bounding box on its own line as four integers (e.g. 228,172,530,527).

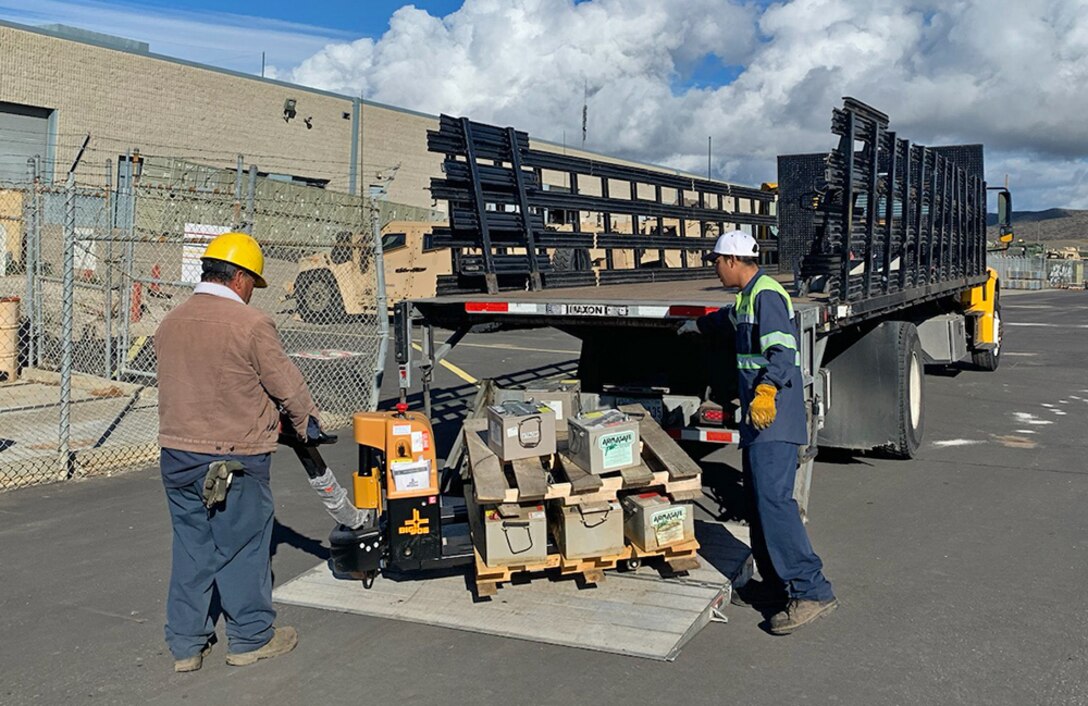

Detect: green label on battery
598,431,634,468
651,506,687,546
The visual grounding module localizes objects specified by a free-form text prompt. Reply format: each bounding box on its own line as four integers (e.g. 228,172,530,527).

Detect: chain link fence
987,254,1086,290
0,155,439,491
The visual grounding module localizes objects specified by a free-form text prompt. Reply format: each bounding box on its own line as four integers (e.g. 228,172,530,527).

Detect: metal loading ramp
273,519,752,662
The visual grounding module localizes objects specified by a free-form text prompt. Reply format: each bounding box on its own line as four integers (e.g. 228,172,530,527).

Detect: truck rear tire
971,301,1002,371
889,321,925,459
296,270,347,324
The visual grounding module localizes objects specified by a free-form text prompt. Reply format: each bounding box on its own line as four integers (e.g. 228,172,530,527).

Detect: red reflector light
667,305,719,318
465,301,509,313
705,431,734,442
701,409,724,422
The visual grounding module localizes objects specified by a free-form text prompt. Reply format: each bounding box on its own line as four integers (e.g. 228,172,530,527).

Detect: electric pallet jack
281,403,474,587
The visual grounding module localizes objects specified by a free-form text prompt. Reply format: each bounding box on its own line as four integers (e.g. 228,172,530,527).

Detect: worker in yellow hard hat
199,230,268,294
154,231,313,672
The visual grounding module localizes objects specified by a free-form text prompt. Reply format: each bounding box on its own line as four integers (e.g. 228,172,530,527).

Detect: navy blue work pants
743,441,835,602
162,453,275,659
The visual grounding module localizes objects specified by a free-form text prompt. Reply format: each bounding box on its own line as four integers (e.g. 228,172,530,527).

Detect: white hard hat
702,229,759,263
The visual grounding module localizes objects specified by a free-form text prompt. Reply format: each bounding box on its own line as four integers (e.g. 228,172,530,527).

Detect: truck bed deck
420,274,821,307
411,275,831,331
409,270,984,332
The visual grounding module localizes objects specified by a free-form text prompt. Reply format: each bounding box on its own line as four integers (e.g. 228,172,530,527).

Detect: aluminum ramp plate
273,520,751,662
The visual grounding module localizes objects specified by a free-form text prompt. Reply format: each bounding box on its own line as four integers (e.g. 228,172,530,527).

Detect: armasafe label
651,506,687,546
598,431,635,469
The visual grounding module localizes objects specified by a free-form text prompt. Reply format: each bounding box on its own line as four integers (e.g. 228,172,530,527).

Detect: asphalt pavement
1,290,1087,705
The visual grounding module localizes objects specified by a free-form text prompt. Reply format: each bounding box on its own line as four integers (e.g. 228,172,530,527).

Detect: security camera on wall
283,98,297,122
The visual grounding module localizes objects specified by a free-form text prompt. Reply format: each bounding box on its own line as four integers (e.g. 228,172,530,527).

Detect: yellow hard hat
201,231,267,288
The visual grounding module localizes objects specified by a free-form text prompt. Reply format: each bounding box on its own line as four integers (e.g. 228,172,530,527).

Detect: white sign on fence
74,228,97,276
182,223,231,284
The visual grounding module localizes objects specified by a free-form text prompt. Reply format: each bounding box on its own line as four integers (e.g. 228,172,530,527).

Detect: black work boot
730,579,788,610
769,598,838,635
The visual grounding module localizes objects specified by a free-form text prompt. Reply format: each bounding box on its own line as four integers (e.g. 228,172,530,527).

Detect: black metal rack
781,97,989,308
427,115,776,294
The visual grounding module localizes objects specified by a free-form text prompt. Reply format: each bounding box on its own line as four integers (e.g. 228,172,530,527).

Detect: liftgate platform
273,518,751,662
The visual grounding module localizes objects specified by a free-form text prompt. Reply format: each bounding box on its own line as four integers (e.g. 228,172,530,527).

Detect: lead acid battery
622,493,695,551
486,399,557,461
494,378,582,432
549,500,625,559
567,408,641,474
480,503,548,566
520,379,582,432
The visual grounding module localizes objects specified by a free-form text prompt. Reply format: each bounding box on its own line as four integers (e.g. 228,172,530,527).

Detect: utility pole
707,136,712,180
261,51,265,78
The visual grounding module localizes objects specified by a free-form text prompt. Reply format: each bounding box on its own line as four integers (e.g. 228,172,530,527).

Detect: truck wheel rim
909,351,922,430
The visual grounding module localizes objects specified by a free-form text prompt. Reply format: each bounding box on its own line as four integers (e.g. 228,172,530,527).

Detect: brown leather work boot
769,598,838,635
225,627,299,667
174,642,213,673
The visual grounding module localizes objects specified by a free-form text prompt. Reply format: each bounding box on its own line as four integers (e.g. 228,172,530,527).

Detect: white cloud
278,0,1088,210
3,0,1084,209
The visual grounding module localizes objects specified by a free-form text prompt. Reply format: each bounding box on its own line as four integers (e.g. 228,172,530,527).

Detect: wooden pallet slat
618,462,655,487
555,451,604,494
510,456,548,500
464,427,509,503
619,404,702,480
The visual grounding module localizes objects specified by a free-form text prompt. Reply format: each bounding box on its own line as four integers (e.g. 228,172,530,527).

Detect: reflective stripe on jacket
698,270,807,447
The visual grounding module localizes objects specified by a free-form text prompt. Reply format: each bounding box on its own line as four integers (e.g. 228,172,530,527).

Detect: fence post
369,184,389,411
23,158,37,369
103,159,114,379
233,154,244,230
244,164,257,234
58,172,76,479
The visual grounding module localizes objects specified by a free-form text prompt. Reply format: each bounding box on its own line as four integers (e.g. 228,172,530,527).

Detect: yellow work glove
749,383,778,430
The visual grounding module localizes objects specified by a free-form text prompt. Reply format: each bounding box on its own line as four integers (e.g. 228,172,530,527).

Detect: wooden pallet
471,537,703,596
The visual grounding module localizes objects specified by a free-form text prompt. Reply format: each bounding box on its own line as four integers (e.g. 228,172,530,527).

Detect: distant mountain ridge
986,208,1088,244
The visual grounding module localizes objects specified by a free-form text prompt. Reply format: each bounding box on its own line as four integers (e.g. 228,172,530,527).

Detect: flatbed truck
393,98,1012,515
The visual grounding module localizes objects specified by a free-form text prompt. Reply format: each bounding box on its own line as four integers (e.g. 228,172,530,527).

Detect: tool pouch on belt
202,460,244,508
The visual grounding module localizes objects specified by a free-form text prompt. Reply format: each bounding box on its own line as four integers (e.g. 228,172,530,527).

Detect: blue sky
126,0,464,37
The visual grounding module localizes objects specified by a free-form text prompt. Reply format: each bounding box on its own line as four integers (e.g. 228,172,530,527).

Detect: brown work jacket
155,292,317,455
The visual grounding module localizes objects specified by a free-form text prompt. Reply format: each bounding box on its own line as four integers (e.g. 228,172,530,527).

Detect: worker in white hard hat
679,230,837,634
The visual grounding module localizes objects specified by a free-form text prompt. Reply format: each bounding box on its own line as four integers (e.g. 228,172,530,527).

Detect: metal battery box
520,379,582,432
622,493,695,551
480,503,548,566
567,409,641,475
486,400,557,461
549,500,625,560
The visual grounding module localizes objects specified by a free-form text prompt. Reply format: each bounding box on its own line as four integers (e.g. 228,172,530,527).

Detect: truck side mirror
997,190,1011,230
993,189,1013,246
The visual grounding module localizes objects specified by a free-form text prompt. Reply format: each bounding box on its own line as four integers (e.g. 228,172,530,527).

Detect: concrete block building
0,19,704,210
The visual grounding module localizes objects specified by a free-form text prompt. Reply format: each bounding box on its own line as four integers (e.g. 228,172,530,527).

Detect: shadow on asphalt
271,518,330,561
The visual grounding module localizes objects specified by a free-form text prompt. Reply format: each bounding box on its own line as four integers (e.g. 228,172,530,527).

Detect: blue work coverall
698,269,834,602
161,451,275,660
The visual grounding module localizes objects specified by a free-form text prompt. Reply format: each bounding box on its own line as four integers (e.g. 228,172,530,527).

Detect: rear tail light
699,405,725,426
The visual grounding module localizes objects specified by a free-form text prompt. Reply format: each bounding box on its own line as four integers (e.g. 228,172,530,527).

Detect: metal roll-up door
0,101,51,182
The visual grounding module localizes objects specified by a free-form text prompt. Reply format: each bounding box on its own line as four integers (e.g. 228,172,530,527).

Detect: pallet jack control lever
278,416,374,531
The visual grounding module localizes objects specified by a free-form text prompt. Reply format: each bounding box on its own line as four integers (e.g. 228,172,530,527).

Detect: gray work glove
677,320,701,335
202,460,244,508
